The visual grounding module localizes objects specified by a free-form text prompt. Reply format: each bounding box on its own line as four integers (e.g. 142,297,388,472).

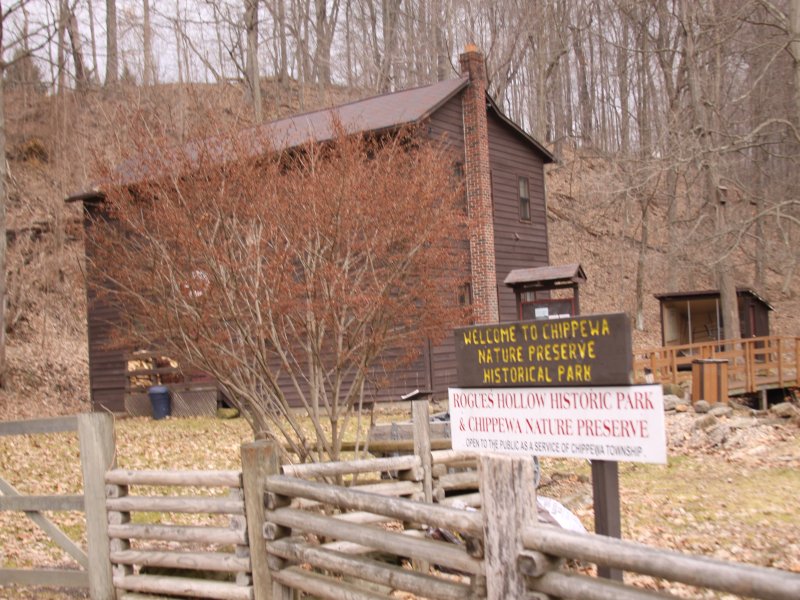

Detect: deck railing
633,335,800,395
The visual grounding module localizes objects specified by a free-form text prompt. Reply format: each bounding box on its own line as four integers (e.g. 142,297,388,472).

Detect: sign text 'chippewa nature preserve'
447,384,666,463
454,313,633,387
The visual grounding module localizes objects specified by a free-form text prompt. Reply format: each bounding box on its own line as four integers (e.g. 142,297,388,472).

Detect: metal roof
67,75,555,200
262,77,468,147
504,263,586,287
654,288,774,311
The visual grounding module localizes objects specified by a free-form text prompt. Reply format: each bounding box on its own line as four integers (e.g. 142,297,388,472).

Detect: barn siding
85,205,128,413
486,111,549,323
81,85,552,411
424,95,551,395
426,95,468,396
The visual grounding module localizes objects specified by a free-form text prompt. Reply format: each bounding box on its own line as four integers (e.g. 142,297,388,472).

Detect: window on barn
458,282,472,306
452,161,467,214
519,176,530,221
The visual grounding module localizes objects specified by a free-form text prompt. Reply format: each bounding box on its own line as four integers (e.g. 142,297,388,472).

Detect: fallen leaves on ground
0,410,798,599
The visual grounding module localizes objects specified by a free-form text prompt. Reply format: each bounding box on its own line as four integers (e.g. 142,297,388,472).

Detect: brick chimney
460,45,499,324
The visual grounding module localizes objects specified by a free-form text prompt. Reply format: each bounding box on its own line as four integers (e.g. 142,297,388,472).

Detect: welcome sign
449,313,666,464
454,313,633,387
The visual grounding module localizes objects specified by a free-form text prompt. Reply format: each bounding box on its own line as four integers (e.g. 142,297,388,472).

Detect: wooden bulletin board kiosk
504,263,587,321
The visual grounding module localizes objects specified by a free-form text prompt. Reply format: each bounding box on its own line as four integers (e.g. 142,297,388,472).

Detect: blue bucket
147,385,171,420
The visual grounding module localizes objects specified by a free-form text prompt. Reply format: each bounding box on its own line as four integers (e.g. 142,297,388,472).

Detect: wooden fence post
479,453,535,600
106,479,131,587
77,412,116,600
411,400,432,504
411,399,432,574
241,440,281,600
592,460,622,581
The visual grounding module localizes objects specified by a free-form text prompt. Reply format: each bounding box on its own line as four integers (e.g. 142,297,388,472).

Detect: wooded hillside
0,0,798,419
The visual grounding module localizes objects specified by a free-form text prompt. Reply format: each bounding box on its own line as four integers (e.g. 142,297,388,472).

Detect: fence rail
255,398,800,600
104,464,254,600
260,448,800,600
633,335,800,395
5,405,800,600
523,523,800,600
258,437,488,600
0,415,78,436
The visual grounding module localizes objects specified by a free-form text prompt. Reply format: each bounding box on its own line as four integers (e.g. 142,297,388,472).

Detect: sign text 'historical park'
450,312,666,464
454,313,633,387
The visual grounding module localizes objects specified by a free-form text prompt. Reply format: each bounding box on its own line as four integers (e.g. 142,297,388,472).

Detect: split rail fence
2,407,800,599
104,468,252,600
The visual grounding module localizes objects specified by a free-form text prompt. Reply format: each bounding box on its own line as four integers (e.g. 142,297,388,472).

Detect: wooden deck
633,335,800,396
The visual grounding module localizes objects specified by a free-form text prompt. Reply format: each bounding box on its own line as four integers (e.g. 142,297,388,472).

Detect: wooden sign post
449,313,666,581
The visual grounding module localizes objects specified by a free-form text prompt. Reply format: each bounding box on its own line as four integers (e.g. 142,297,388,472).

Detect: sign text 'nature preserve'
448,384,666,463
454,313,633,387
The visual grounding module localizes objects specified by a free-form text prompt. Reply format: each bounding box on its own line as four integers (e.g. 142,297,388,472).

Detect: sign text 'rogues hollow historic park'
454,313,633,387
449,313,666,464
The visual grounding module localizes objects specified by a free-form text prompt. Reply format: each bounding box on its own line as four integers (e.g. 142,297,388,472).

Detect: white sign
448,384,666,464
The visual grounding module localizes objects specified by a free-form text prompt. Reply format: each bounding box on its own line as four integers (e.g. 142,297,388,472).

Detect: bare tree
90,121,468,460
680,0,741,340
105,0,117,85
245,0,262,121
142,0,155,85
65,1,87,89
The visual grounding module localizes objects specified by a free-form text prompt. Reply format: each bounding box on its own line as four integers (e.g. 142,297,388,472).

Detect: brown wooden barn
67,47,555,413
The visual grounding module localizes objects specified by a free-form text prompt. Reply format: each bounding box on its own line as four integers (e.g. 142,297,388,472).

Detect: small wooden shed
654,288,773,347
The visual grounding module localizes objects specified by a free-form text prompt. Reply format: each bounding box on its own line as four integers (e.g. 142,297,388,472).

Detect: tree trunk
86,0,99,83
245,0,263,122
617,18,629,155
681,0,739,343
716,193,741,342
66,8,88,89
571,19,592,145
143,0,155,85
435,0,449,81
57,0,67,93
344,0,353,86
665,166,680,290
105,0,118,85
278,0,289,82
312,0,338,85
0,69,7,386
378,0,401,92
790,0,800,125
635,202,648,331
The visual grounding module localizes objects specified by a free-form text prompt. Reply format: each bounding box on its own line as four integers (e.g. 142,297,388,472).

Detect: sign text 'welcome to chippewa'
454,313,633,388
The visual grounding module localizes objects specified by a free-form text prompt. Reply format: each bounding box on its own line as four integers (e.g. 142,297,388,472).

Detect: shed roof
654,288,774,311
504,263,586,287
67,75,554,201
